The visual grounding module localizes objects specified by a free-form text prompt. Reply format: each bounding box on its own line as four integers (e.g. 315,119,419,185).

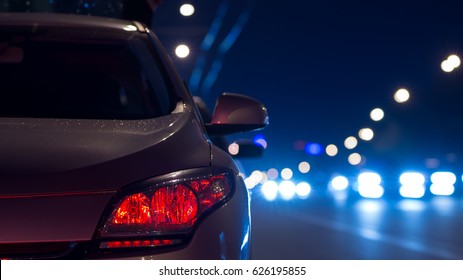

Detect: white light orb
298,161,311,173
175,44,190,58
394,88,410,103
370,108,384,121
180,4,195,16
359,128,374,141
326,144,338,156
344,136,358,150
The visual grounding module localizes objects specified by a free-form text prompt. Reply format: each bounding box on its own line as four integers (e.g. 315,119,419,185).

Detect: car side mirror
205,93,269,136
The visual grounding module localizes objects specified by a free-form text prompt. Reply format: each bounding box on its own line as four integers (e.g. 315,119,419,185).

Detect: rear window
0,30,175,119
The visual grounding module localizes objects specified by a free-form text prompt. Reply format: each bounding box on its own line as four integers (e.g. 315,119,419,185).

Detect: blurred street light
344,136,358,150
179,4,195,16
330,175,349,191
370,108,384,121
281,168,293,180
267,168,278,180
298,161,311,173
175,44,190,58
394,88,410,103
326,144,338,156
228,142,239,155
359,128,374,141
441,54,460,73
348,153,362,165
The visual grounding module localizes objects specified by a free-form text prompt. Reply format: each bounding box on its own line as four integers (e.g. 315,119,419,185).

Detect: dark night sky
153,0,463,174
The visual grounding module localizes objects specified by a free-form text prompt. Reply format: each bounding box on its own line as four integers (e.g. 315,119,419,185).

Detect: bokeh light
296,182,312,198
175,44,190,58
358,172,382,185
359,128,374,141
431,172,457,185
281,168,293,180
228,142,239,155
305,142,323,155
254,134,268,149
441,59,455,72
326,144,338,156
399,171,426,199
370,108,384,121
179,4,195,16
279,180,296,200
330,175,349,191
357,172,384,199
298,161,311,173
245,170,266,189
441,54,461,72
261,180,278,201
399,185,425,199
448,54,461,68
344,136,358,150
447,54,461,68
250,170,264,184
267,168,279,180
348,153,362,165
430,184,455,196
425,158,440,169
293,140,306,151
394,88,410,103
399,172,425,186
430,172,456,196
358,185,384,199
244,177,257,189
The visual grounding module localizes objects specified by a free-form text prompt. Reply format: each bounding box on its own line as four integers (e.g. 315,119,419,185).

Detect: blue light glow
255,139,268,149
305,142,323,156
397,200,426,212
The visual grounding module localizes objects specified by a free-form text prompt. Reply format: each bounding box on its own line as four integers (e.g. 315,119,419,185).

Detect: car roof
0,12,146,33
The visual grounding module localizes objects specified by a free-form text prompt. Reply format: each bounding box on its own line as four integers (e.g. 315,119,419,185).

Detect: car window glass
0,32,173,119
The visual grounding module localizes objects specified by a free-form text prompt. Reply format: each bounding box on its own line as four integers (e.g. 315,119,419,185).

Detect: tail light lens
97,172,232,249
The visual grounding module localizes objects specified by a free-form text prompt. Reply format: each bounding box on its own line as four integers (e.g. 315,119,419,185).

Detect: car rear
0,13,250,259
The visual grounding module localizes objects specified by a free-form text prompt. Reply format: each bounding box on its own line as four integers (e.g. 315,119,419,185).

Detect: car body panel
0,191,115,243
0,110,211,196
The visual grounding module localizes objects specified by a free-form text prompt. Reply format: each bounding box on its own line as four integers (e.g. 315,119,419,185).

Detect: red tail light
99,239,182,249
151,184,198,229
112,193,151,225
98,172,232,248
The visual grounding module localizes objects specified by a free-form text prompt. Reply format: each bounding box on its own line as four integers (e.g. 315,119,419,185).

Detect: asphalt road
250,189,463,260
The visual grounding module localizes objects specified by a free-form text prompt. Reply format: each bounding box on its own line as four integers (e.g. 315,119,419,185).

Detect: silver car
0,13,268,259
